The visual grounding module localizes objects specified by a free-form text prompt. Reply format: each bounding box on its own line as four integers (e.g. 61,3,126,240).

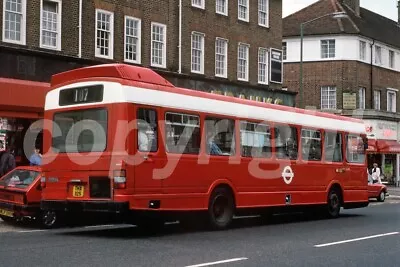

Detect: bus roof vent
51,64,175,88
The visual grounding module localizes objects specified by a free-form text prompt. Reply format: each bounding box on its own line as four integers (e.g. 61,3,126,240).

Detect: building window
237,43,249,81
238,0,249,22
375,46,382,65
258,48,268,84
282,42,287,60
358,87,365,109
192,0,205,9
2,0,26,44
191,32,205,74
95,9,114,59
216,0,228,15
387,89,397,112
321,86,337,110
258,0,268,27
359,40,366,61
374,90,381,110
151,22,167,68
389,50,395,69
321,40,335,58
124,16,141,64
215,38,228,78
40,0,62,50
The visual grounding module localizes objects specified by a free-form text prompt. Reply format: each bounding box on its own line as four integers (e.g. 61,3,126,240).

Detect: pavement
0,198,400,267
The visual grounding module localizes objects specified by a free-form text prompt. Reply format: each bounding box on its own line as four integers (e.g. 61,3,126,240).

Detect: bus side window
240,121,271,158
205,117,235,156
137,108,158,152
301,129,321,161
346,134,366,163
324,132,343,162
275,125,298,160
165,112,200,154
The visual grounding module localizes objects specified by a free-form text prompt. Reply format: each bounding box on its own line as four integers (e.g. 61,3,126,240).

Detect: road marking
84,224,115,229
17,229,49,233
314,232,399,248
185,257,248,267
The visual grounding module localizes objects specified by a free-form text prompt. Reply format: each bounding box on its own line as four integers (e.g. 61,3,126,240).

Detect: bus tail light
40,177,46,189
113,170,126,189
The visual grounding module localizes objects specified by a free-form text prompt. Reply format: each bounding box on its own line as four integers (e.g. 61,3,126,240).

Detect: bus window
205,117,235,156
240,121,271,158
274,125,298,160
301,129,322,161
324,132,343,162
346,135,365,163
137,108,158,152
52,108,107,153
165,112,200,154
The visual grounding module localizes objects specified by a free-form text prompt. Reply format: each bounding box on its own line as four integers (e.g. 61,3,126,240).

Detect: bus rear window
52,108,107,153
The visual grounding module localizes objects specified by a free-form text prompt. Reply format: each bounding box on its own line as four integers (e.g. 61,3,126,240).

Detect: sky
282,0,398,21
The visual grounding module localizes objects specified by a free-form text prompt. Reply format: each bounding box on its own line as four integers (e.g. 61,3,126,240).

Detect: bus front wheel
208,186,235,230
326,188,341,218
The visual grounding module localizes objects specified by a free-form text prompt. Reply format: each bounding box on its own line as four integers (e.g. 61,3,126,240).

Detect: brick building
0,0,294,164
283,0,400,185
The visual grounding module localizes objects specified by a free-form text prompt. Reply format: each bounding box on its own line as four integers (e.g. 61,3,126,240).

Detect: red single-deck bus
40,64,369,230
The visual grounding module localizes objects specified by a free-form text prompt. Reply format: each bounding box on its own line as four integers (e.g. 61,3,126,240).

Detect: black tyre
0,215,14,223
208,187,235,230
326,188,341,218
377,190,386,202
40,210,58,229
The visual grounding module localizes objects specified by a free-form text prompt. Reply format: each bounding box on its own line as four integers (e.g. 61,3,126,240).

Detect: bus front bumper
41,200,129,214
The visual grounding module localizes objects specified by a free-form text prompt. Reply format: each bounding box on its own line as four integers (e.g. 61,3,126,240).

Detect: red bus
40,64,369,230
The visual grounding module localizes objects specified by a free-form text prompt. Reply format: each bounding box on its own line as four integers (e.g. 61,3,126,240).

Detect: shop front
364,119,400,186
0,77,50,166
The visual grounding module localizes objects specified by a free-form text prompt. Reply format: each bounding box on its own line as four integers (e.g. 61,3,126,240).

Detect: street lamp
299,11,348,109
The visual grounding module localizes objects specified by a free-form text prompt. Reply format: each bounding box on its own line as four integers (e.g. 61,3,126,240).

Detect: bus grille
89,177,111,199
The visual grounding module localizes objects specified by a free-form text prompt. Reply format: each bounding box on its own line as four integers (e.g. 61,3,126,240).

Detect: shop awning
0,78,50,118
377,140,400,154
367,139,378,153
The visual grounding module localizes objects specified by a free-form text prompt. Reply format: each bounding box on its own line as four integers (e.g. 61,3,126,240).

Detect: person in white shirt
371,163,382,184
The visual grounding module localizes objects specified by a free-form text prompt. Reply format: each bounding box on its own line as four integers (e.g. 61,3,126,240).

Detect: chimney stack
341,0,360,16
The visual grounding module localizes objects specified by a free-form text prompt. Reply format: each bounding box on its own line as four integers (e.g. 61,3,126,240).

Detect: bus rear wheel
326,188,341,218
208,187,235,230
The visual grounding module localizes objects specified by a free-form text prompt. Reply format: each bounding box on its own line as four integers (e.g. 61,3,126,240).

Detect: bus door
132,106,164,194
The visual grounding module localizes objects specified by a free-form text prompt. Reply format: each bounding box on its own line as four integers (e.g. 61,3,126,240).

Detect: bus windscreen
52,108,108,153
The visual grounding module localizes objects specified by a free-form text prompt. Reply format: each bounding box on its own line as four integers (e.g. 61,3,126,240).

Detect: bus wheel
208,187,235,230
40,210,58,229
326,188,341,218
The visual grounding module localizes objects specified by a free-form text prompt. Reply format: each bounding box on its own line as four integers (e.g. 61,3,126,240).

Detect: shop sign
342,93,356,109
364,120,398,141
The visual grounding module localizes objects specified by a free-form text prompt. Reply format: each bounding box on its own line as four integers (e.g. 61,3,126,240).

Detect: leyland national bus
40,63,369,230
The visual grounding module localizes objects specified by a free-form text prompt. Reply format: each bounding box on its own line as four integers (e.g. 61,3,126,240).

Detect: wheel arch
207,179,237,207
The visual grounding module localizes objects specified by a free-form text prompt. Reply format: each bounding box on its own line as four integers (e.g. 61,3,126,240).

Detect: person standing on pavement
0,148,16,177
371,162,382,184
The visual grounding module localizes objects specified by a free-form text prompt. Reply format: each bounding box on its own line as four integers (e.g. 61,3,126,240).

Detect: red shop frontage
0,77,50,166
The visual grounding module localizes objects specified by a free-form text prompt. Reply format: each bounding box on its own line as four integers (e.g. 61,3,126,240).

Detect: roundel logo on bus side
282,166,294,185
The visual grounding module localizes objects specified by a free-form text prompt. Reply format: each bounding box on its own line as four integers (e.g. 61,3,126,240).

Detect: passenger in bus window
207,132,223,155
138,128,149,152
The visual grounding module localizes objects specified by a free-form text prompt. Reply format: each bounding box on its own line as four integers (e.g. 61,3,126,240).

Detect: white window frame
374,90,381,110
321,39,335,59
192,0,205,9
39,0,62,50
216,0,228,16
237,42,249,82
375,45,382,65
258,0,269,27
320,86,337,110
238,0,249,22
359,40,366,61
258,47,269,85
191,31,205,74
2,0,27,45
389,50,395,69
150,22,167,68
215,37,228,78
95,9,114,59
387,89,397,113
124,16,141,64
358,87,365,109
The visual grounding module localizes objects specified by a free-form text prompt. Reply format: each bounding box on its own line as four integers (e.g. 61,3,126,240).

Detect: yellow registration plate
0,208,14,218
72,185,84,198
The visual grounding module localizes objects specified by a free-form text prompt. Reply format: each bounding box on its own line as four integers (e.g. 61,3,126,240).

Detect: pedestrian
371,162,382,184
29,147,42,166
0,148,16,177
